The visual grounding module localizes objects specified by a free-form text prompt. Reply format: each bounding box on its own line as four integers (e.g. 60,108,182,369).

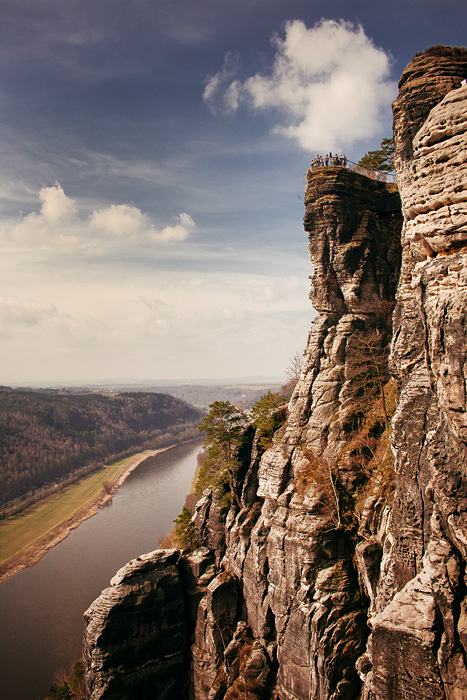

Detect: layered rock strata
84,550,187,700
84,168,402,699
83,45,467,700
83,547,220,700
240,168,401,700
362,46,467,700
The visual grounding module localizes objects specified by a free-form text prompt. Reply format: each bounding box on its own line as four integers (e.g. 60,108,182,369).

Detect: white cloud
155,212,196,242
139,297,176,332
224,80,242,113
204,19,396,152
0,183,81,250
240,275,303,305
0,296,65,339
90,203,148,236
140,297,175,316
39,182,78,222
0,183,195,252
204,52,241,114
222,306,245,320
0,270,313,383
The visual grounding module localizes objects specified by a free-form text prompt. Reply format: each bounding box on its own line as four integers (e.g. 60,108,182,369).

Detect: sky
0,0,466,385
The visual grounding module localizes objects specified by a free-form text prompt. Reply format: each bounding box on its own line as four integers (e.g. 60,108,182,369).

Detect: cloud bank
204,19,397,152
0,270,312,384
0,296,63,337
0,183,196,252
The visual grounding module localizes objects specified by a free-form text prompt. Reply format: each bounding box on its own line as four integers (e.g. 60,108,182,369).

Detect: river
0,439,203,700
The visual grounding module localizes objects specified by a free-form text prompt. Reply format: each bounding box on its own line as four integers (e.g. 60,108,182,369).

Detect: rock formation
83,46,467,700
83,550,187,699
362,46,467,700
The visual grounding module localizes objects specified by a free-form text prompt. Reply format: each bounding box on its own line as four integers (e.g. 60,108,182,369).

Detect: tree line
0,389,204,506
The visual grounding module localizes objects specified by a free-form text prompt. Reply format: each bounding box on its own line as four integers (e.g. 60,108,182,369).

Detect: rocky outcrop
83,165,402,700
362,46,467,699
83,44,467,700
83,549,187,700
240,168,401,700
83,548,218,700
392,46,467,162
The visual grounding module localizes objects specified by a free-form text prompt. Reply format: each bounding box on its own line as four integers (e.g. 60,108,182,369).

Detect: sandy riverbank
0,447,172,585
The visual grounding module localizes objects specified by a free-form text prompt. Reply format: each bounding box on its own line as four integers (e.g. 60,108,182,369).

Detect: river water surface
0,439,202,700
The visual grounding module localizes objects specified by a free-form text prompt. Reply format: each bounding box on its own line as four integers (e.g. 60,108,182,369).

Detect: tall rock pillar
248,167,402,700
364,46,467,700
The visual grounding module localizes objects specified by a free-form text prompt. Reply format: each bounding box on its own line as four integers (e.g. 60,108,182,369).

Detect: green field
0,454,145,568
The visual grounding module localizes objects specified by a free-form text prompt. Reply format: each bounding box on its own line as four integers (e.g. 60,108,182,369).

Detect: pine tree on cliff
358,137,395,172
197,400,247,507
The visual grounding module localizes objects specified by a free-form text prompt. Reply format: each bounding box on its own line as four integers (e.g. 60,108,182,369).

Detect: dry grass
0,453,148,568
339,379,397,516
294,379,397,530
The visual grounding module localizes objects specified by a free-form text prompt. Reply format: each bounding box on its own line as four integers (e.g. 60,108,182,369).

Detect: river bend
0,440,202,700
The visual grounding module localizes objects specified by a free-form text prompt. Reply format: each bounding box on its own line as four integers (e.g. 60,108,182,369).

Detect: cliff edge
83,46,467,700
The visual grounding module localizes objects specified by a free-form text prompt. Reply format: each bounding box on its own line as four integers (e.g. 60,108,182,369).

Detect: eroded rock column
364,46,467,700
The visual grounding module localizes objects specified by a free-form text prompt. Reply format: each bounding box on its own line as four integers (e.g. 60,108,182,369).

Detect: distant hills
142,383,282,409
5,381,282,410
0,389,204,506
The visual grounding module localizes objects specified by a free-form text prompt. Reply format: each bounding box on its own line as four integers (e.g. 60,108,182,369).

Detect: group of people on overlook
310,152,347,168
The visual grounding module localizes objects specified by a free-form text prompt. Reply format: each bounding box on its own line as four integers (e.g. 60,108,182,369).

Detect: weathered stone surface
401,86,467,257
392,46,467,162
362,46,467,700
304,168,402,315
83,549,186,700
180,547,218,631
193,490,228,563
83,45,467,700
208,167,400,700
191,571,239,700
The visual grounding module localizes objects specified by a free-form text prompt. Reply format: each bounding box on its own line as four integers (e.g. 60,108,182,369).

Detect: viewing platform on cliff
309,157,397,184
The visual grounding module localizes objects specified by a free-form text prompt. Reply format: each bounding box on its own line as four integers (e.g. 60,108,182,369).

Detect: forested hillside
0,389,204,504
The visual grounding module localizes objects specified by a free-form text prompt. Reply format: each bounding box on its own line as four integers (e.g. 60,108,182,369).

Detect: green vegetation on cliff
174,393,288,550
250,390,287,449
196,400,247,505
296,319,397,533
44,660,85,700
358,137,395,172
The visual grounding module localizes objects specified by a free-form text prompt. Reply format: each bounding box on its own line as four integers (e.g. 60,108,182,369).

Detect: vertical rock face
392,46,467,162
297,168,401,465
83,549,187,700
363,46,467,700
83,44,467,700
187,167,402,700
83,168,402,700
246,169,401,700
83,547,218,700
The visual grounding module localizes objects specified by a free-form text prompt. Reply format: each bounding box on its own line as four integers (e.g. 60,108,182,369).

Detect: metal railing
309,158,397,184
346,160,397,183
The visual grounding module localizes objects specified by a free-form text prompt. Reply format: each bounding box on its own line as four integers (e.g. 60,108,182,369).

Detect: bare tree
286,351,304,383
283,351,305,397
102,480,114,495
296,449,342,529
346,328,391,429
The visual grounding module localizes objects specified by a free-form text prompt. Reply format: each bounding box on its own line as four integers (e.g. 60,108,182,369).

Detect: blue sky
1,0,465,384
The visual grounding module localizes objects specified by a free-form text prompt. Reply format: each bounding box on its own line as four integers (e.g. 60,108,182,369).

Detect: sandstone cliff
363,46,467,700
83,46,467,700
